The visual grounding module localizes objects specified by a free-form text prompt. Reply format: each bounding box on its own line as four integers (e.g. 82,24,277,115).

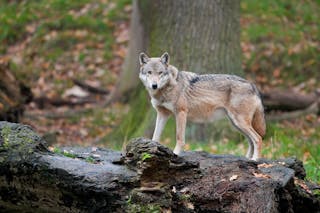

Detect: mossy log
0,122,319,212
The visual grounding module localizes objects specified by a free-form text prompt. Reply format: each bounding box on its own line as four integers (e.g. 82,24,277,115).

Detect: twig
72,79,109,95
33,96,96,108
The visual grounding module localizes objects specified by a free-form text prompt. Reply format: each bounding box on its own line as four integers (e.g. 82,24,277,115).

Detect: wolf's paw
251,156,260,161
173,146,182,155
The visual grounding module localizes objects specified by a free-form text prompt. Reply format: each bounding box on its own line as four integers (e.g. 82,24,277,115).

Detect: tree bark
115,0,242,100
0,122,319,212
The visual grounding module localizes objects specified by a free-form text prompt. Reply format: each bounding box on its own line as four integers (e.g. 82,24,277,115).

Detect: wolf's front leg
152,110,169,142
174,110,187,155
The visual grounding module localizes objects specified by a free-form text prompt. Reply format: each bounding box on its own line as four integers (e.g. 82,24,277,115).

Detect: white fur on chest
151,98,174,112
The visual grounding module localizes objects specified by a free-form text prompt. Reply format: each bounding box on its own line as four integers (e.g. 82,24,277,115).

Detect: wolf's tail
252,104,266,137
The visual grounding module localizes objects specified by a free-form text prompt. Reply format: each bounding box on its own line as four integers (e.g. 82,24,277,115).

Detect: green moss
0,122,48,163
126,203,162,213
149,26,165,56
85,156,96,164
52,147,76,158
1,123,38,150
137,0,153,29
180,194,191,201
141,152,152,161
1,125,11,147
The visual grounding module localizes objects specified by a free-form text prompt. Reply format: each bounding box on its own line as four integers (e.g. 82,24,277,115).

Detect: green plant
141,152,152,161
85,156,96,164
53,147,76,158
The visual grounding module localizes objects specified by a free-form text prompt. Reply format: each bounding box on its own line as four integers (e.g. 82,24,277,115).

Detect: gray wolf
139,52,266,160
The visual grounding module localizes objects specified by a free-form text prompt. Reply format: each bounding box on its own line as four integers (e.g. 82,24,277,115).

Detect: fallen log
261,89,319,112
0,122,319,212
266,102,319,122
72,79,110,95
33,96,96,109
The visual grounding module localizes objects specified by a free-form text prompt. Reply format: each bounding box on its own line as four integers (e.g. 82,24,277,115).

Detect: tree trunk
0,122,319,212
109,0,242,142
115,0,241,100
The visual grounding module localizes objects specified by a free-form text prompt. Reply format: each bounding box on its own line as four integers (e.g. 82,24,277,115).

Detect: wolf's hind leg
174,110,187,155
227,112,261,160
245,139,254,159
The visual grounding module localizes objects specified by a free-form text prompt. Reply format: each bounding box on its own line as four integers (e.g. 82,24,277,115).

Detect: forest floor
0,0,319,183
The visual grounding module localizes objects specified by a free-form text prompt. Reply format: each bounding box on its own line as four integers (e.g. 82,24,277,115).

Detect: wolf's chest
151,98,175,112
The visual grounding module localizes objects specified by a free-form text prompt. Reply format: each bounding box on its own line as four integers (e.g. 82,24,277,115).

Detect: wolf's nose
152,84,158,89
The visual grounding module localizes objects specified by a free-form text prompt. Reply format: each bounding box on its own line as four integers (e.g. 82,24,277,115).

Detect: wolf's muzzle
152,84,158,90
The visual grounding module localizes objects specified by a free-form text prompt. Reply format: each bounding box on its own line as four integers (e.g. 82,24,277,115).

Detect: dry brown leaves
253,172,271,179
294,177,312,194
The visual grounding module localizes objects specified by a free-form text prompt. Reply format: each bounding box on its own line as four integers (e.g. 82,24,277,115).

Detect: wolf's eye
147,71,152,75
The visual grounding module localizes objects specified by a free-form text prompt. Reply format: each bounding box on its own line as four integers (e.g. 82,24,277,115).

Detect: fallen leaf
253,172,271,179
229,174,238,181
172,186,177,193
26,24,36,33
185,202,194,210
294,178,312,194
116,28,129,43
180,187,190,193
124,5,132,12
114,45,127,58
258,163,274,168
272,67,281,78
63,86,89,98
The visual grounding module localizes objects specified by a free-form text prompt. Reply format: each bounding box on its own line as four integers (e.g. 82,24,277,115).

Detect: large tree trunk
0,122,319,212
109,0,242,142
115,0,241,100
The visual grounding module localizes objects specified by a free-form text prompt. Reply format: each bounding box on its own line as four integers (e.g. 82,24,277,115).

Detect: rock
0,121,319,212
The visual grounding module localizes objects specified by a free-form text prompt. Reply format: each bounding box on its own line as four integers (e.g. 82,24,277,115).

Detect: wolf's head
139,52,177,91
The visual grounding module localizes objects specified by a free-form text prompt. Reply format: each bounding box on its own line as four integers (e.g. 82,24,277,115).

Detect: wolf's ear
160,52,169,65
170,66,179,80
139,52,149,65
